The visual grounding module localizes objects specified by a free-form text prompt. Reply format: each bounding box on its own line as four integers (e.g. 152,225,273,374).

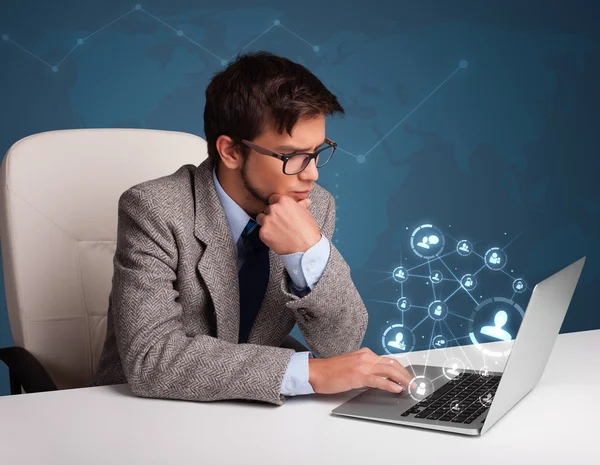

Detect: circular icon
479,391,495,407
478,366,491,378
410,224,446,259
512,278,527,293
432,335,448,349
442,358,466,379
428,300,448,321
407,375,435,402
468,297,525,357
392,266,409,283
457,240,473,256
430,270,443,284
460,274,477,291
382,324,416,355
484,247,507,271
397,297,411,312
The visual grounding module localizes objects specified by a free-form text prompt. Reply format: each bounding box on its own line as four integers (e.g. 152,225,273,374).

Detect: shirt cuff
280,234,330,291
280,351,315,396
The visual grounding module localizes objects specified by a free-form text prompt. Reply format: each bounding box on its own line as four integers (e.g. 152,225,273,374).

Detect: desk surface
1,329,598,465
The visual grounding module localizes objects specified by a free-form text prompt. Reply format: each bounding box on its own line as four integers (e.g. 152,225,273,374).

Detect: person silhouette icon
446,363,460,376
387,332,406,351
417,234,439,250
416,382,427,396
480,310,512,341
465,277,473,288
460,242,470,252
400,300,407,309
489,252,501,265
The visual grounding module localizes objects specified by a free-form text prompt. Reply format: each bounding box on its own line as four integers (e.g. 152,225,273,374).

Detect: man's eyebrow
275,138,327,152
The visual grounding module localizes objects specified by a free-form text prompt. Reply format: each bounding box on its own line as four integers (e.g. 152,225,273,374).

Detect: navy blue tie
237,219,270,343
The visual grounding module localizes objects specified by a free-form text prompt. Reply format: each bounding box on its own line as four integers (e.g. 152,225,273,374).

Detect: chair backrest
0,128,208,389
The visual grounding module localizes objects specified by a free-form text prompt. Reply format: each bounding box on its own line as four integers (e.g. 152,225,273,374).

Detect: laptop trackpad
332,364,448,419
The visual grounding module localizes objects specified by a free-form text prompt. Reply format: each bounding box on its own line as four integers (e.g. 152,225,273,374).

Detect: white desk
0,330,598,465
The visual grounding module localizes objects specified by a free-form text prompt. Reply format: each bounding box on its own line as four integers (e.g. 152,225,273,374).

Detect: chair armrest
0,346,58,394
279,335,310,353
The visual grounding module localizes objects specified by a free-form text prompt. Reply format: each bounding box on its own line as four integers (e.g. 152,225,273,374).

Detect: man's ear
215,135,243,169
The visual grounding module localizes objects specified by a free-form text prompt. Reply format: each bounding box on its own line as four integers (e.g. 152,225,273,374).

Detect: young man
92,51,412,405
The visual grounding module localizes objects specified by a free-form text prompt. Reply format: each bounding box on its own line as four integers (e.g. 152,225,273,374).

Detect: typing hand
256,194,321,255
308,347,413,394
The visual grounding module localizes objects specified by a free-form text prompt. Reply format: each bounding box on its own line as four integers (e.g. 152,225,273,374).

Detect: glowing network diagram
376,223,531,405
382,223,529,363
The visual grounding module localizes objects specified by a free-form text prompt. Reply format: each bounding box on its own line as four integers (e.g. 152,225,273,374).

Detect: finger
256,212,266,226
386,357,413,381
395,361,414,385
298,199,312,209
370,359,413,388
365,374,404,394
268,194,282,205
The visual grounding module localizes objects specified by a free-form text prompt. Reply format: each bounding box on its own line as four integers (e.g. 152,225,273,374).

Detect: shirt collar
212,164,252,244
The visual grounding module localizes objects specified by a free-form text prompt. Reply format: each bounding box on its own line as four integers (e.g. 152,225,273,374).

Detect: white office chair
0,128,209,394
0,128,308,396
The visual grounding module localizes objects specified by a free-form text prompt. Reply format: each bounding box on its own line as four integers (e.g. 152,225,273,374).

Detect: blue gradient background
1,0,598,396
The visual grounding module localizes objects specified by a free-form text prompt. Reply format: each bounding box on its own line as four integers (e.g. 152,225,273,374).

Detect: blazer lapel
193,158,240,343
192,157,321,346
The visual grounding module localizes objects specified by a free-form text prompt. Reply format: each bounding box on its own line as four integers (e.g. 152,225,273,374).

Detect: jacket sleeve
111,187,296,405
278,192,369,357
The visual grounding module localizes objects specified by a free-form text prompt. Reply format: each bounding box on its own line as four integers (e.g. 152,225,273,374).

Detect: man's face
238,115,325,213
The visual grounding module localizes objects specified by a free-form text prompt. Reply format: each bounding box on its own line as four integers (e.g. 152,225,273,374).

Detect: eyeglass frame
239,137,337,175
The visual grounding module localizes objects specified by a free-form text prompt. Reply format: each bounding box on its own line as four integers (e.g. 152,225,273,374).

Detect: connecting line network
1,4,318,72
373,223,529,387
2,5,468,167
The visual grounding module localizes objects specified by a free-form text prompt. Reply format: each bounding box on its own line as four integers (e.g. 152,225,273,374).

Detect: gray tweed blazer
91,157,368,405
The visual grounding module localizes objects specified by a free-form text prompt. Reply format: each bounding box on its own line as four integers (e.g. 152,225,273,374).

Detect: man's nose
299,158,319,181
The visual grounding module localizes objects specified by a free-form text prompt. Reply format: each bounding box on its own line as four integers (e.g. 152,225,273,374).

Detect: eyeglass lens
285,146,335,174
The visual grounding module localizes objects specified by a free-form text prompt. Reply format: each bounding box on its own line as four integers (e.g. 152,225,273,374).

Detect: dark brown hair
203,51,345,164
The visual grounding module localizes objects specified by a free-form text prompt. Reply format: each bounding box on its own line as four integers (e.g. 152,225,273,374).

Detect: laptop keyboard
401,372,501,424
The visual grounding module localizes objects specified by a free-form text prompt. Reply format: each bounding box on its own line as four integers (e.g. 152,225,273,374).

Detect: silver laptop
332,257,586,436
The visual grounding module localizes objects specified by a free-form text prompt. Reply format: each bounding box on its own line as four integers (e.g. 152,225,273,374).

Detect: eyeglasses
240,137,337,175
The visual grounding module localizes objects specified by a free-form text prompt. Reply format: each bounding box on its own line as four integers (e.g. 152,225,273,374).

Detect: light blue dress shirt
212,166,330,396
